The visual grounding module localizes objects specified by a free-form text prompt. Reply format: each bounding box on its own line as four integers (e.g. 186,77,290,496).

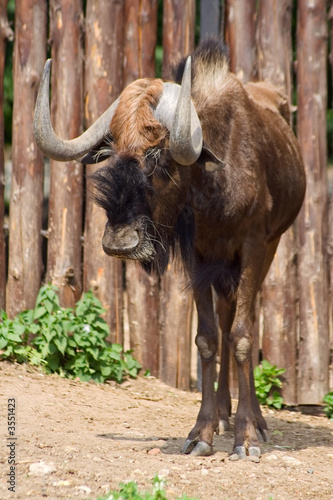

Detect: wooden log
46,0,83,308
123,0,160,373
200,0,220,40
126,266,159,377
162,0,196,77
6,0,46,317
225,0,257,82
0,1,13,311
84,0,125,344
328,184,333,392
296,0,329,403
257,0,293,103
159,0,196,389
159,266,193,389
329,4,333,393
123,0,158,85
257,0,297,405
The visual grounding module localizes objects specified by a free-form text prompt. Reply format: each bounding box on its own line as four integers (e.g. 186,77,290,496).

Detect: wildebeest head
33,58,204,274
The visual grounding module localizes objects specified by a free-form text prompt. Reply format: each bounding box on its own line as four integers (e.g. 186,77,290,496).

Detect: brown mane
110,78,167,157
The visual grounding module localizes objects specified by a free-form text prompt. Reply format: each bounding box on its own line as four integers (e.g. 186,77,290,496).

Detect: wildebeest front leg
183,287,219,456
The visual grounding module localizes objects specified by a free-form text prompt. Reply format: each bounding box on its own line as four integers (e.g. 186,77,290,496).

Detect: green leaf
109,350,121,361
100,365,112,377
7,330,24,342
34,306,47,320
87,347,100,361
0,337,8,349
54,336,67,355
43,299,54,314
47,353,61,372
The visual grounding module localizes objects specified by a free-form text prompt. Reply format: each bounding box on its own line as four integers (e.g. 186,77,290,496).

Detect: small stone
158,468,170,477
265,454,278,461
29,461,56,476
246,455,260,463
65,446,77,453
211,467,223,474
229,453,240,461
121,381,131,388
282,456,302,466
75,485,92,495
53,480,71,487
148,447,161,455
201,468,209,476
307,468,314,474
132,469,143,475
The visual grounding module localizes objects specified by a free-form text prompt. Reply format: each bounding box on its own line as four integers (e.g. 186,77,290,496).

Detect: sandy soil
0,361,333,500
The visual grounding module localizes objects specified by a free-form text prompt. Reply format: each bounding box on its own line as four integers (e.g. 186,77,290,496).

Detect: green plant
323,392,333,421
0,310,45,366
254,360,286,409
0,284,141,384
89,475,197,500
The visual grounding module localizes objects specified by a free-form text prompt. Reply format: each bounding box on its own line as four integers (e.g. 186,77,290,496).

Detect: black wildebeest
33,39,306,458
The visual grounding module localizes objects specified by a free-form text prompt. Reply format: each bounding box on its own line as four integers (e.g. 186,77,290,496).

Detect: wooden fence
0,0,332,404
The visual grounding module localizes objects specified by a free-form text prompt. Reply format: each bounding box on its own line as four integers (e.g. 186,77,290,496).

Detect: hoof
229,445,261,461
182,439,213,456
231,445,246,460
249,446,261,458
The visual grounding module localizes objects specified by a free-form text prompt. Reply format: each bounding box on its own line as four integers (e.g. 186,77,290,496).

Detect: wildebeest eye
144,147,172,179
144,147,161,176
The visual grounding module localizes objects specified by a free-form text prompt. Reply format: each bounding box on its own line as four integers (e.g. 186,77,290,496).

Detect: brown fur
244,81,290,123
110,78,167,158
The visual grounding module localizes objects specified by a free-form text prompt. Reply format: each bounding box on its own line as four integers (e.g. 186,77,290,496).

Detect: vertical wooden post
47,0,83,308
329,3,333,393
0,1,13,311
224,0,257,82
257,0,298,405
159,0,195,390
200,0,220,40
297,0,329,403
328,185,333,391
123,0,158,84
6,0,46,317
123,0,160,374
84,0,125,344
257,0,293,103
159,268,193,389
162,0,195,76
126,266,160,377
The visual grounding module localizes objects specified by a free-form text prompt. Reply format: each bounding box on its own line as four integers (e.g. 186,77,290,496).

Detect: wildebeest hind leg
229,239,270,459
215,297,235,432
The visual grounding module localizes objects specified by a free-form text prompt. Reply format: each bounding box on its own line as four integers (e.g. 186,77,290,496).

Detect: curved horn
33,59,119,162
153,57,203,165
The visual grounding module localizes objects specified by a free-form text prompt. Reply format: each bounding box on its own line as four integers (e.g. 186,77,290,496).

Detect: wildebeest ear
80,138,114,164
197,143,225,172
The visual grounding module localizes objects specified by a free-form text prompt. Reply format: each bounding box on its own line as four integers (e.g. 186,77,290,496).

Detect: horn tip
42,59,52,78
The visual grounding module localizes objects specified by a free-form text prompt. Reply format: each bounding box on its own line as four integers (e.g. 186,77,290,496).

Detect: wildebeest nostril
102,226,140,255
118,228,140,251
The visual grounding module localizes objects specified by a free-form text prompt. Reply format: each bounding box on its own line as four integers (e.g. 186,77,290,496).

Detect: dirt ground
0,362,333,500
